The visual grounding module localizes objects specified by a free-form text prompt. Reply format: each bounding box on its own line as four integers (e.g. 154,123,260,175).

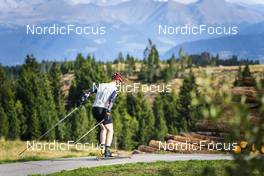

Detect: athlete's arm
77,86,98,107
107,91,117,112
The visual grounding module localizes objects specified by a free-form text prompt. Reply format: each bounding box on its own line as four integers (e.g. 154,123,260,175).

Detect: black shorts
92,107,113,125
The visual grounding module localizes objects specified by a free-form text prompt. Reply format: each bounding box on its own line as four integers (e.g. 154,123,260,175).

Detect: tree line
0,53,202,149
0,40,255,149
138,40,259,84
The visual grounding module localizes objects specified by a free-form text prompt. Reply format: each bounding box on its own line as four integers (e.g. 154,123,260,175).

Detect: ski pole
18,107,79,156
74,119,104,144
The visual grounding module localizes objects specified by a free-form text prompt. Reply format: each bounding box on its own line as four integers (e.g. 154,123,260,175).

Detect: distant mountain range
0,0,264,65
164,34,264,60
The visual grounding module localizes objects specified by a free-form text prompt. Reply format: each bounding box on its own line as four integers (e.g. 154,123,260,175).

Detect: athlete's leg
104,123,113,157
100,124,107,145
105,123,114,146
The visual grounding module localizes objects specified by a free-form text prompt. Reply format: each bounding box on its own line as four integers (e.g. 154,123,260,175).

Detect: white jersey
93,82,117,109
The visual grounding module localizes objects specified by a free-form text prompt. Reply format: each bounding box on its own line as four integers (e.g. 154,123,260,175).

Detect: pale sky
226,0,264,4
0,0,263,13
160,0,264,4
1,0,264,7
64,0,264,5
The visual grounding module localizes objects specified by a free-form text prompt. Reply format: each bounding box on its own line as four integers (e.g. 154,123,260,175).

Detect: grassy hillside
62,64,264,100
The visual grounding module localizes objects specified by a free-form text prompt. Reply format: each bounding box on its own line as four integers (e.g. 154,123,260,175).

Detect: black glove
77,92,89,107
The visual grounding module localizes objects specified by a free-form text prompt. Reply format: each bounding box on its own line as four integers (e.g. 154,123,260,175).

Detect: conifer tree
153,94,168,140
161,92,179,134
49,63,66,140
74,54,86,71
0,65,5,82
162,54,178,83
17,55,58,140
113,93,138,149
126,93,137,117
7,107,20,139
37,74,58,140
125,54,136,76
178,48,185,70
49,63,62,103
17,55,41,140
3,88,20,140
0,65,20,139
16,100,26,139
120,112,138,149
176,70,200,131
134,91,155,144
30,109,41,139
139,40,160,83
0,105,9,138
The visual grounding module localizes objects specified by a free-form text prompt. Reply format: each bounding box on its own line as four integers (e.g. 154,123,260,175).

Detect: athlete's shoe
104,148,113,157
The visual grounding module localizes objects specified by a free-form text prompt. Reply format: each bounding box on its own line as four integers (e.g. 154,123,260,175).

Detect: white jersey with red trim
92,82,117,110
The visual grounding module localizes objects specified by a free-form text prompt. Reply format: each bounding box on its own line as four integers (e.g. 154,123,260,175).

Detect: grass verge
0,139,99,164
41,160,233,176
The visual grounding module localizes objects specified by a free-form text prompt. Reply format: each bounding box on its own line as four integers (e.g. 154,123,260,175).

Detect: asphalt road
0,154,232,176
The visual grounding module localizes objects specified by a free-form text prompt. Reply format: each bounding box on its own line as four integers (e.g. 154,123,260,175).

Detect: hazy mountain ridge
1,0,264,65
163,34,264,62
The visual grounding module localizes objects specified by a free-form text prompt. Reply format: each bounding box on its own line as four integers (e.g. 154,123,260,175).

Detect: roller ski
96,146,132,160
